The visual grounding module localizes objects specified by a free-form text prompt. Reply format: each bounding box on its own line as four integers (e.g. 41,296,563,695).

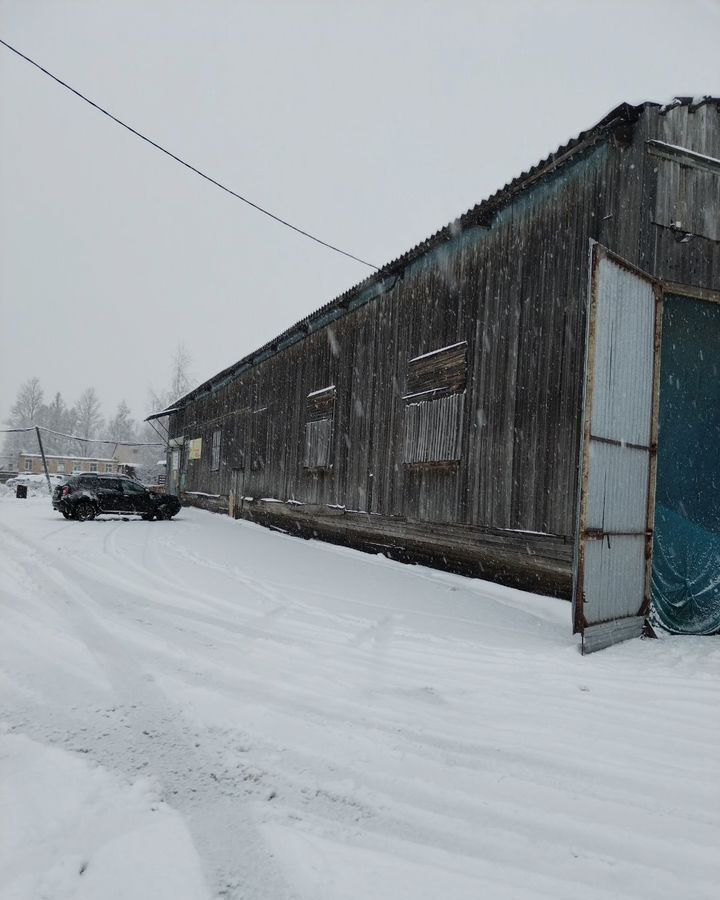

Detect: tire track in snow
2,506,719,899
0,520,298,900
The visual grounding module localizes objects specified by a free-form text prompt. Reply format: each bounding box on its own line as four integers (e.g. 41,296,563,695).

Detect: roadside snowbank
1,473,59,498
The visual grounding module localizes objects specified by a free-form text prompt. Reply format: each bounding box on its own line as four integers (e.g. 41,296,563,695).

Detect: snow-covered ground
1,496,718,900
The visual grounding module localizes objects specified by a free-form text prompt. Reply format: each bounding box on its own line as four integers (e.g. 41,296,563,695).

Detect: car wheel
75,501,96,521
141,513,154,521
156,506,174,520
62,511,71,519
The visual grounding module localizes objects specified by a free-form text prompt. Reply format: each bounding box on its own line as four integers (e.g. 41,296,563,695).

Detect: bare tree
170,344,193,402
107,400,137,444
10,376,44,424
73,387,103,455
143,344,195,467
149,343,195,413
2,377,46,462
44,392,74,455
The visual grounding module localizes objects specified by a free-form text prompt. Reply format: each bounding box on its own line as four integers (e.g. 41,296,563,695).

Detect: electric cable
0,426,163,446
0,37,379,270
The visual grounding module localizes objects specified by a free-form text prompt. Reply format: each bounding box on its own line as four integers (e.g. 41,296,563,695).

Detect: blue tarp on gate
651,295,720,635
652,504,720,634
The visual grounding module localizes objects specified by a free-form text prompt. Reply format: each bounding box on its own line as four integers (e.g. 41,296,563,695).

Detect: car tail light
62,485,72,497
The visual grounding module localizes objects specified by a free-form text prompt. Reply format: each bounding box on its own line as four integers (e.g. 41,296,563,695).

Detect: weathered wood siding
168,101,720,596
640,103,720,288
403,393,465,464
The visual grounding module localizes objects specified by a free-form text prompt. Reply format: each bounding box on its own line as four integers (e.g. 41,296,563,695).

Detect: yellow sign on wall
188,438,203,461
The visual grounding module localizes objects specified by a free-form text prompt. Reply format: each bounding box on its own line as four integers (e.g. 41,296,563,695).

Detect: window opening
304,385,335,469
211,429,222,471
403,341,467,464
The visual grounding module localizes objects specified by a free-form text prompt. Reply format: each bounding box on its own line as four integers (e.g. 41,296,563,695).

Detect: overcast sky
1,0,719,426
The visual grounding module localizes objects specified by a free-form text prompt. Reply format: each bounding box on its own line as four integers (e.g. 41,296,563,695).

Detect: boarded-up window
648,140,720,242
403,341,467,464
304,385,335,469
211,429,221,471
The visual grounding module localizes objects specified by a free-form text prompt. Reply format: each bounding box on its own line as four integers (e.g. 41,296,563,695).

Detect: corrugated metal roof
154,97,720,416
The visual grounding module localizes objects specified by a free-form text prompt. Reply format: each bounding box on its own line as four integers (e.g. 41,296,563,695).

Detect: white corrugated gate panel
583,535,648,625
591,258,655,446
587,441,650,533
575,248,659,651
581,617,646,654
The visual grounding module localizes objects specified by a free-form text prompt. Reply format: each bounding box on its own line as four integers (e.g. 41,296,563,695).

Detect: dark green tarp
652,295,720,634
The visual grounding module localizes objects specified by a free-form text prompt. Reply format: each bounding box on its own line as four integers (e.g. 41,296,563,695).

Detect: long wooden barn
150,98,720,652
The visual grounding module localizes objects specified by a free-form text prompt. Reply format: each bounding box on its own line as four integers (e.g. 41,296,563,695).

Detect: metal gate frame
573,243,664,653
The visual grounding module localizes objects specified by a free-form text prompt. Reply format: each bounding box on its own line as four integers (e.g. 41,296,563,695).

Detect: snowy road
1,496,718,899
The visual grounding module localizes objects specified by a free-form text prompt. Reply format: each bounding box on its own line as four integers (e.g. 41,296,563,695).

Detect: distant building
115,444,144,467
17,452,119,476
0,454,17,483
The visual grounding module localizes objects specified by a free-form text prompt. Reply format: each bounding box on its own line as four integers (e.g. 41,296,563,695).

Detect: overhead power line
1,426,163,446
0,37,379,270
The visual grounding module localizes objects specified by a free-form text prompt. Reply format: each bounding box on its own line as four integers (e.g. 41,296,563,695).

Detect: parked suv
52,473,181,521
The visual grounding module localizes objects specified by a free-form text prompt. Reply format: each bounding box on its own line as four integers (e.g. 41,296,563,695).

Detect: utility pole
35,427,52,495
